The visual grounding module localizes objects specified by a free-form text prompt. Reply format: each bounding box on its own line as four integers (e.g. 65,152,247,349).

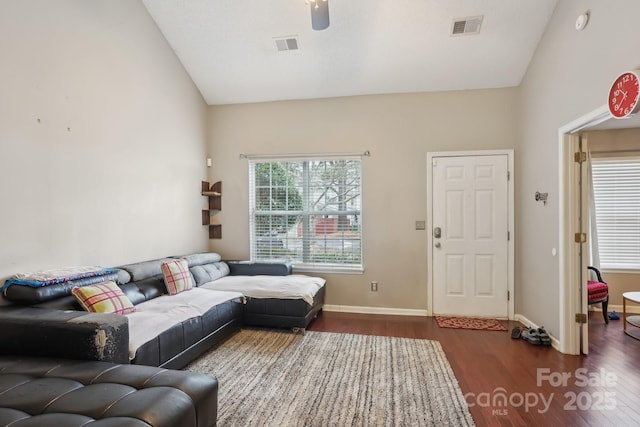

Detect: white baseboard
323,304,428,317
514,304,640,352
514,313,560,351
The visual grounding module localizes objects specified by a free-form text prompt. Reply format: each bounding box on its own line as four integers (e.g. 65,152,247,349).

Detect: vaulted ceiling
143,0,559,105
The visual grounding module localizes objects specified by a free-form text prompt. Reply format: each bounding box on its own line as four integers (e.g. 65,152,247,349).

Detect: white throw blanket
125,288,243,360
13,266,108,281
200,274,325,306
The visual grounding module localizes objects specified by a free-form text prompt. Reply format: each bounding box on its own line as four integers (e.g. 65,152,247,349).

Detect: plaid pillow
161,258,194,295
71,281,136,314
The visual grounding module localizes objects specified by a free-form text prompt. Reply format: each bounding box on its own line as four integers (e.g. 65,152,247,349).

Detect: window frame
248,156,364,274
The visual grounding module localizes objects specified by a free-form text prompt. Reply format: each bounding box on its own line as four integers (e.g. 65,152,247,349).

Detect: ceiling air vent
274,36,300,52
451,16,483,36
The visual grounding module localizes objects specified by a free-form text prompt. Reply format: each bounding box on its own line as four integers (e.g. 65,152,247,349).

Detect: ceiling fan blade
310,0,329,31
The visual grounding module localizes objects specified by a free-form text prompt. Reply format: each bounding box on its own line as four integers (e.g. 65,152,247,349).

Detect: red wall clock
608,71,640,119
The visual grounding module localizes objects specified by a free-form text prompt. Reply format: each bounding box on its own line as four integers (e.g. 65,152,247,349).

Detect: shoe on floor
521,328,541,345
511,326,521,339
537,327,551,346
608,311,620,320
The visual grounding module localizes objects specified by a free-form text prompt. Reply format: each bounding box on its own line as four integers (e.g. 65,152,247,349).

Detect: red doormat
435,316,508,331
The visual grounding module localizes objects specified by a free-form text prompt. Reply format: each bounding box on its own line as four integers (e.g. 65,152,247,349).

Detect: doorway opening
558,104,640,354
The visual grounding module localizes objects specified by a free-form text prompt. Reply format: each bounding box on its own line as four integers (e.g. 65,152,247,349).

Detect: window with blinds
591,156,640,270
248,158,362,271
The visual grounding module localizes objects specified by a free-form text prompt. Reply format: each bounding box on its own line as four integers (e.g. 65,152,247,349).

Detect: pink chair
588,266,609,324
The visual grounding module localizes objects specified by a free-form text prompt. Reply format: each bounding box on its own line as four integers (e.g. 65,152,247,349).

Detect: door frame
558,105,611,354
426,149,515,319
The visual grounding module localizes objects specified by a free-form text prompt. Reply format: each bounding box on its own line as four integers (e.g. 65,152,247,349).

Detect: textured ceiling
143,0,559,105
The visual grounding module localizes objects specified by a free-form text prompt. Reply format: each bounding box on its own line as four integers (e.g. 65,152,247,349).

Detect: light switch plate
415,221,426,230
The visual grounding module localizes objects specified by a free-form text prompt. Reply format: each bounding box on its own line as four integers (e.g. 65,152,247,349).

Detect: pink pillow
161,258,194,295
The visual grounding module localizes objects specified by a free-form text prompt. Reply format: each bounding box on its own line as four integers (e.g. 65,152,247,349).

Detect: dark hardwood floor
308,311,640,426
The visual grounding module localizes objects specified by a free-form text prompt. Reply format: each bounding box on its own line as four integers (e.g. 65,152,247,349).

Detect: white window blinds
591,156,640,270
248,158,363,271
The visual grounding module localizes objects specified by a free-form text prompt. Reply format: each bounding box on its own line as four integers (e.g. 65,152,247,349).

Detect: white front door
431,154,510,317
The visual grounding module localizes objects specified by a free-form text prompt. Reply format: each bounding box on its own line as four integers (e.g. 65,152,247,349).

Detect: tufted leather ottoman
0,357,218,427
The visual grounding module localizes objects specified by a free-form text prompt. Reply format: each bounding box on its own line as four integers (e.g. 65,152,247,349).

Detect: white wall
517,0,640,336
0,0,209,282
207,89,519,310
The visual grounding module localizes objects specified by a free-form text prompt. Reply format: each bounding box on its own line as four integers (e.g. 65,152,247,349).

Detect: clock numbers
608,71,640,119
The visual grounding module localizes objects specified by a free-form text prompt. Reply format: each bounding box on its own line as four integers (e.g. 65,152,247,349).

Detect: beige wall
588,128,640,154
587,128,640,306
517,0,640,336
4,0,639,331
0,0,209,283
207,89,519,310
208,0,640,323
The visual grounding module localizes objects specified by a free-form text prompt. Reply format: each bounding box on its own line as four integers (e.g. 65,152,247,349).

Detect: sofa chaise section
199,261,326,330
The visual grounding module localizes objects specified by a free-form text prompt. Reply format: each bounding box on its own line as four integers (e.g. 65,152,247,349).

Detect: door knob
435,242,441,248
434,227,441,238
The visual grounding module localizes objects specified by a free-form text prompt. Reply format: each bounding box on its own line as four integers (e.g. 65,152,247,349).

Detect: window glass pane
249,158,362,269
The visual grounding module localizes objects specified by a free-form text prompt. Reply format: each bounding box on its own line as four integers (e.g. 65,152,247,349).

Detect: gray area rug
185,329,475,427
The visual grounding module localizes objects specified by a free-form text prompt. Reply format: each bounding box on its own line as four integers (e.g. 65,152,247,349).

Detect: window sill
292,265,364,275
600,268,640,275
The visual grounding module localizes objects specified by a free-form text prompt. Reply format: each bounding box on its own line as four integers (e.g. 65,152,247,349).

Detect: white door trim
426,149,515,319
558,105,611,355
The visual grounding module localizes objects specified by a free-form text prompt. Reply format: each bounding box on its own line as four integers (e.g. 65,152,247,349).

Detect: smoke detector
451,16,483,36
575,11,590,31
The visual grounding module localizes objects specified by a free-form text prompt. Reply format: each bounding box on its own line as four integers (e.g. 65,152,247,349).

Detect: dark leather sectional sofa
0,253,245,369
0,253,325,426
0,253,325,368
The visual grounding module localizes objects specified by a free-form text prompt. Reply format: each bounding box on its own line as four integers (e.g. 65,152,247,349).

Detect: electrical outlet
370,281,378,292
